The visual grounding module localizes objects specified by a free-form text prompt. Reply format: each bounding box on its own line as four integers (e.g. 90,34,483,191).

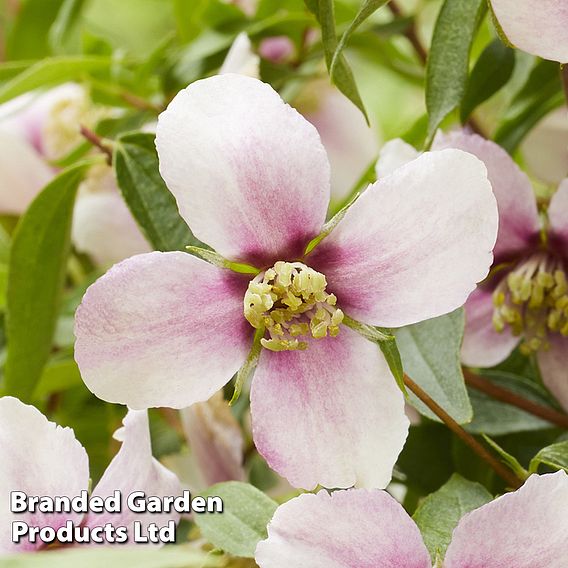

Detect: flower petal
489,0,568,63
0,131,52,215
156,74,330,266
180,392,245,486
537,334,568,411
255,489,431,568
461,287,519,367
84,410,182,538
250,327,408,490
303,85,379,206
434,130,540,261
548,178,568,249
375,138,419,178
0,397,89,554
309,149,498,328
74,251,253,409
445,471,568,567
219,32,260,77
72,190,151,267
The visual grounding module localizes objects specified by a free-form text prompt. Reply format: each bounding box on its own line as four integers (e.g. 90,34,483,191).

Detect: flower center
243,261,344,351
492,254,568,354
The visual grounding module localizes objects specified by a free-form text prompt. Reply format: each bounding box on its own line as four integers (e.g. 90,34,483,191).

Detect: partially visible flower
489,0,568,63
259,36,296,64
378,131,568,410
0,396,181,554
224,0,257,16
180,391,245,487
297,81,380,208
0,84,150,266
255,471,568,567
220,33,260,77
75,74,497,490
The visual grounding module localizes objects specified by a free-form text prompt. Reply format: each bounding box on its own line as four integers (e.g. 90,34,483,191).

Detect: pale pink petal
304,84,379,206
462,286,519,367
156,74,330,266
219,33,260,77
548,178,568,248
72,190,151,266
434,130,540,261
0,131,52,215
259,36,295,63
445,471,568,567
537,334,568,411
0,397,89,554
84,410,182,540
255,489,431,568
309,149,498,328
374,138,419,178
74,252,253,409
180,392,245,486
489,0,568,63
250,327,408,490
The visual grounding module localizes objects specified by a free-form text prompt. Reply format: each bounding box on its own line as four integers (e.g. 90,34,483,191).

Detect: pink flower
378,132,568,410
74,74,498,490
0,85,150,266
255,471,568,567
489,0,568,63
259,36,296,64
0,396,181,554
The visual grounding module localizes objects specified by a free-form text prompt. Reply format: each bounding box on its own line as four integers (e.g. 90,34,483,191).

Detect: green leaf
379,335,405,394
305,0,369,122
48,0,87,55
4,163,90,401
173,0,210,42
395,309,472,424
330,0,391,77
113,132,198,251
413,474,492,560
482,434,529,480
0,56,111,104
460,38,515,123
467,371,555,435
426,0,485,141
34,358,82,399
194,481,278,558
529,440,568,474
494,59,563,153
2,545,221,568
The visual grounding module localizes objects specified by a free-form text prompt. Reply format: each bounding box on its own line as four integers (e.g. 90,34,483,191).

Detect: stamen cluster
244,261,344,351
492,254,568,353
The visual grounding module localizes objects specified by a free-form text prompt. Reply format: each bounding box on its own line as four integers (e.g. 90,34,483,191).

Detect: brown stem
404,374,523,488
387,1,427,65
120,91,161,113
463,369,568,429
562,65,568,107
80,125,113,164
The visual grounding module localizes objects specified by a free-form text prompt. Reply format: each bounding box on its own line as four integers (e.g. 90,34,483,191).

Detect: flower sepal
186,246,260,275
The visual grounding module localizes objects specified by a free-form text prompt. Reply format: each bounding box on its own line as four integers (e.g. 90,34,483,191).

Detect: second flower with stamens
244,261,344,351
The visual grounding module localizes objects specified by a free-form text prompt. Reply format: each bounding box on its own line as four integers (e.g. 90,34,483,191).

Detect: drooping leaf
413,474,492,561
460,38,515,123
395,309,472,424
529,440,568,474
378,334,405,394
305,0,369,122
330,0,391,77
482,434,529,480
426,0,486,141
113,132,199,251
4,162,91,401
494,59,563,153
194,481,278,558
0,56,111,104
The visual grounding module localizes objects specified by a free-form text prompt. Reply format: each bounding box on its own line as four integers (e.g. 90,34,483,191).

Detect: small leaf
113,132,199,251
305,0,369,122
426,0,486,141
395,309,472,424
460,38,515,122
378,336,405,394
529,440,568,474
330,0,391,77
413,474,492,561
194,482,278,558
0,56,111,104
482,434,529,480
4,162,90,401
